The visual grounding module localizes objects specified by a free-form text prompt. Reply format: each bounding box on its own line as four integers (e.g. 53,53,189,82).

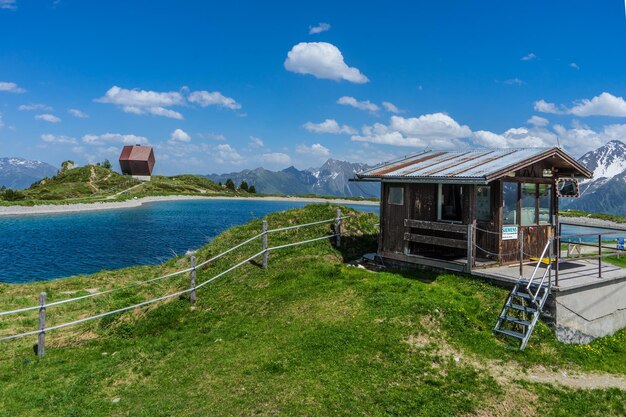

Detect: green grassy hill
0,205,624,416
0,165,248,205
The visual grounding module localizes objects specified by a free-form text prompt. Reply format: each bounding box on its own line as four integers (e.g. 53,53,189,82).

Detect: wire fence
0,209,350,356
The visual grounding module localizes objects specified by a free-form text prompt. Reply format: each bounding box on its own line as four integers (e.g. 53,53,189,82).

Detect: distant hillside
24,165,139,200
2,165,241,204
563,140,626,215
0,157,58,190
206,159,380,198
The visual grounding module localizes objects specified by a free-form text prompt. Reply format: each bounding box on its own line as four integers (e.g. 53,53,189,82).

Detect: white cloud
260,152,291,165
503,78,524,86
249,136,264,148
351,113,472,149
96,86,184,119
284,42,369,83
303,119,356,134
187,90,241,110
82,133,149,146
35,114,61,123
382,101,401,113
197,132,226,141
472,127,556,148
527,115,549,127
309,22,331,34
569,92,626,117
534,99,563,114
569,62,580,70
521,53,536,61
18,103,51,111
535,92,626,117
216,144,244,164
0,81,25,93
169,128,191,143
337,96,379,112
41,134,77,144
68,108,89,118
296,143,330,157
0,0,16,10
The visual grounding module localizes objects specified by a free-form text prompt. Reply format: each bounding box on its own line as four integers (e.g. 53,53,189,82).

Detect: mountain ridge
564,140,626,215
0,157,58,190
205,158,380,198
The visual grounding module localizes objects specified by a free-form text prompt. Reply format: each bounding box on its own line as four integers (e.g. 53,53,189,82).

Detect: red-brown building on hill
119,145,155,181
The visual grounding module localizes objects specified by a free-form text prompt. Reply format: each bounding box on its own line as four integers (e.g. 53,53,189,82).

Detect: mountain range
3,141,626,213
0,157,58,190
562,140,626,215
206,159,380,198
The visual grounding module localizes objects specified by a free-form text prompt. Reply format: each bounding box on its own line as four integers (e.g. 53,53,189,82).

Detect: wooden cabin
119,145,155,181
355,148,592,270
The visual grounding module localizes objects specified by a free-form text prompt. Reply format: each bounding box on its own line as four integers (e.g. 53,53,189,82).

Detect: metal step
511,291,533,300
502,315,531,326
494,328,525,340
508,303,537,313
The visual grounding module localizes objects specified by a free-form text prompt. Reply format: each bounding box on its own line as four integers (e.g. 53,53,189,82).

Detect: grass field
0,205,624,416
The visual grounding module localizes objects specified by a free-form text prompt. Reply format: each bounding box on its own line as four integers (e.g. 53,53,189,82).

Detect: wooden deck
473,259,626,292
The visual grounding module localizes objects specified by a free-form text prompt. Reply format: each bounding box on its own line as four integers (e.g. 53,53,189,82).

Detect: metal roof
355,147,592,184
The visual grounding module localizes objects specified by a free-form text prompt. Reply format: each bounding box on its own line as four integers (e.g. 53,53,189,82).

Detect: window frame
387,186,404,206
437,183,464,223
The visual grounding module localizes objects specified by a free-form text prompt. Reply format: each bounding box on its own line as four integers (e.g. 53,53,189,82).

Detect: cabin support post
189,255,196,305
335,209,342,248
466,224,473,273
519,230,524,279
37,292,46,357
262,220,268,269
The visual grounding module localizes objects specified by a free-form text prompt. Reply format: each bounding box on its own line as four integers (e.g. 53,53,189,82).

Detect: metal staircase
494,240,552,350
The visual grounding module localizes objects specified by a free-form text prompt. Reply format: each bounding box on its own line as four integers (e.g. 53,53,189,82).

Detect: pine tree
240,180,249,191
225,178,236,190
248,185,256,194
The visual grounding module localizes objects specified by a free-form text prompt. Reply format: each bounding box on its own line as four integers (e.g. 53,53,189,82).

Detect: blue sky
1,0,626,174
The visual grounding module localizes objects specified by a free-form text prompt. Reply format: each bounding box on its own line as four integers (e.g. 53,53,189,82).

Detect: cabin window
476,186,492,221
521,183,537,226
502,182,518,225
388,186,404,205
438,184,463,222
538,184,552,224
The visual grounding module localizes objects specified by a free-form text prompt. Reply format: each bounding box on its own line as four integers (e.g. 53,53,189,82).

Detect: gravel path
0,195,378,217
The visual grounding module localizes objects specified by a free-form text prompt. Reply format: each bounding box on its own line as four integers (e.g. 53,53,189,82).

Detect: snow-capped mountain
564,140,626,215
307,159,375,197
0,157,58,190
206,159,380,198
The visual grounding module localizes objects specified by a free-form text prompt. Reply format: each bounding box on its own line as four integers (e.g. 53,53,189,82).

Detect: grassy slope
0,205,624,416
0,166,247,206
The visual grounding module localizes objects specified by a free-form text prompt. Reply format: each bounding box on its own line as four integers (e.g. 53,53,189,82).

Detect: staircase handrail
525,239,552,302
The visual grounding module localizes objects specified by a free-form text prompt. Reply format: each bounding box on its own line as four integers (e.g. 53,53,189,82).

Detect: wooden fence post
335,209,342,247
189,255,196,305
262,220,268,269
38,292,46,357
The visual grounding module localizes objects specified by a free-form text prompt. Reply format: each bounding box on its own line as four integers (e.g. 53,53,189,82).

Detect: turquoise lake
0,200,379,284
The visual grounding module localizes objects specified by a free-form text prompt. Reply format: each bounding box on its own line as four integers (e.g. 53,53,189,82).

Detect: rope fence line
0,209,353,356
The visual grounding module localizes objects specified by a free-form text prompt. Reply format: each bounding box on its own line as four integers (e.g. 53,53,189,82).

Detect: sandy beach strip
0,195,379,217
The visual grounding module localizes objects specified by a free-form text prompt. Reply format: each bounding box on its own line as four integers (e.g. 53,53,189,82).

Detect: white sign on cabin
502,226,518,241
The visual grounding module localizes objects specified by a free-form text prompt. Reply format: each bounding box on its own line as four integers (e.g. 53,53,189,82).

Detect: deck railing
0,209,349,357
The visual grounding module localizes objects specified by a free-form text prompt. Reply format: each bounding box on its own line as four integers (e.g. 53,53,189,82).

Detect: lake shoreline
0,195,379,217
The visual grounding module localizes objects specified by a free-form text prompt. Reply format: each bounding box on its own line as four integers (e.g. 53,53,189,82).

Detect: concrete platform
382,251,626,344
475,260,626,343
